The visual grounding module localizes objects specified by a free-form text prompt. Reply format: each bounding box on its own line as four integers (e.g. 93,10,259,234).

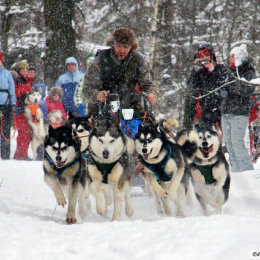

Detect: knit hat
15,61,29,71
106,27,139,50
230,44,248,67
0,52,3,63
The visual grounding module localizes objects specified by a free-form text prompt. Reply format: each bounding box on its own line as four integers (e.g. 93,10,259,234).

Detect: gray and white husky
43,125,89,224
135,118,197,217
88,118,135,221
178,124,231,215
24,88,46,160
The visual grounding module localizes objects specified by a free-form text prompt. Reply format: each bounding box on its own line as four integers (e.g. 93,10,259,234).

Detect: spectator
82,27,158,117
183,44,228,128
13,61,33,160
74,56,94,116
45,87,67,127
0,52,16,160
56,57,84,115
221,44,256,172
27,65,36,85
34,83,48,121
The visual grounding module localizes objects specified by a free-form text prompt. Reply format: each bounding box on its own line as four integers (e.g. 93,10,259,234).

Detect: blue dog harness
140,145,173,182
45,152,80,178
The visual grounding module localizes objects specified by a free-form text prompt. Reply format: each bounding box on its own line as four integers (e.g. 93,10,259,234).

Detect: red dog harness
27,104,39,123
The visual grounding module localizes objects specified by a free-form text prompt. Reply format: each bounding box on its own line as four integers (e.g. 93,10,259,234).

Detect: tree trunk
44,0,76,88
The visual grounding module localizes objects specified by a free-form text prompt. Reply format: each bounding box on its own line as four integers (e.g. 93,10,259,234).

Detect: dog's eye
78,129,84,133
98,138,103,144
61,146,68,151
52,146,58,151
147,138,153,143
140,139,145,143
110,139,115,143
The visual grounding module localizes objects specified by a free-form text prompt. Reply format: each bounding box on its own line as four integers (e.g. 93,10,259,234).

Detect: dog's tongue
143,153,150,159
201,146,213,155
56,159,66,168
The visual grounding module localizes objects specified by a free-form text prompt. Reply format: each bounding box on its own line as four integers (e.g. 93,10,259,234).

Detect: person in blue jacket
0,52,16,159
56,57,84,115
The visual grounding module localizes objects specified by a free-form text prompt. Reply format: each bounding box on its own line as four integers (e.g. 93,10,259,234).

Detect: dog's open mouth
200,145,213,157
143,148,153,159
56,159,67,168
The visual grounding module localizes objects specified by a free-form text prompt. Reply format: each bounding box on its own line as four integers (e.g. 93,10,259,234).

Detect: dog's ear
67,111,74,120
37,87,42,95
48,125,55,135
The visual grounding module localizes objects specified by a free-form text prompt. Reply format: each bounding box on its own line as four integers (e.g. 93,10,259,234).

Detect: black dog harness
92,156,119,184
140,145,172,182
45,152,80,178
192,162,217,184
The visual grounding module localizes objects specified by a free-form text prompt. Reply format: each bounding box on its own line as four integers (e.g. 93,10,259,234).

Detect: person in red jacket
45,87,67,128
13,61,33,160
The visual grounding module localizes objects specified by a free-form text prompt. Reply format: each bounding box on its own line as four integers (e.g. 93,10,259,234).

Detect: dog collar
45,152,80,178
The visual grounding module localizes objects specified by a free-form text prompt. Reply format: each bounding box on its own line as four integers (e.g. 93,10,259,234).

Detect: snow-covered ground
0,142,260,260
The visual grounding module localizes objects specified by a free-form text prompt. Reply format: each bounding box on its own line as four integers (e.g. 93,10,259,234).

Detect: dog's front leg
44,174,66,207
143,171,168,199
78,182,89,219
124,181,134,217
167,159,185,202
160,182,172,216
89,165,106,216
112,184,124,221
66,181,79,224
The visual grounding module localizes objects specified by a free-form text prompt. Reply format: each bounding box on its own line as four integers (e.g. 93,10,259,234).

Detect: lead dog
43,125,89,224
135,118,197,217
24,88,46,160
177,124,231,215
87,118,135,221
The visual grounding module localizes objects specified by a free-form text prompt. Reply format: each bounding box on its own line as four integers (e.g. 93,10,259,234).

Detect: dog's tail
176,129,198,162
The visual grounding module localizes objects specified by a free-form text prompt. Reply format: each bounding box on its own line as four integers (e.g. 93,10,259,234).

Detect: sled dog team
42,112,231,224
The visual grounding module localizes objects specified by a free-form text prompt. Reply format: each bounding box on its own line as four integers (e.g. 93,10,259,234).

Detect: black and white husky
88,118,135,221
24,88,46,160
43,125,89,224
180,124,231,215
135,118,197,217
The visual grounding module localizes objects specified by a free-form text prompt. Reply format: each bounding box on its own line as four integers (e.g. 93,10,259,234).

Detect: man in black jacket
82,27,158,117
183,44,228,128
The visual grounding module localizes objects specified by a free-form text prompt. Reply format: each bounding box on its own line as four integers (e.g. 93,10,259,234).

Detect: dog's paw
66,215,77,224
125,204,134,217
158,189,168,199
56,195,67,207
96,201,106,216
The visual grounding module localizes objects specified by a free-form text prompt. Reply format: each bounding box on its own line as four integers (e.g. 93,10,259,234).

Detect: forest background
0,0,259,125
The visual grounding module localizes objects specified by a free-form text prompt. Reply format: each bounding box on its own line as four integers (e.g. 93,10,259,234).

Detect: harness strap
45,152,80,178
27,104,39,123
140,145,172,182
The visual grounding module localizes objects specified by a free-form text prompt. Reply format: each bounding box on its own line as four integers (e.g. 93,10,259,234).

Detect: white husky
24,88,46,160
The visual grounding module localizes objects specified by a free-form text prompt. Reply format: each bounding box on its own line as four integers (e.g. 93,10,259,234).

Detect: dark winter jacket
183,64,228,128
221,58,256,116
83,48,158,115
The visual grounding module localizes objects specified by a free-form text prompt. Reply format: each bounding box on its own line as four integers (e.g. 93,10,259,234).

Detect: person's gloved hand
78,104,86,116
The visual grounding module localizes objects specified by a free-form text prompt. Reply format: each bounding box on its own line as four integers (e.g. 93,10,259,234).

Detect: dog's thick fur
87,118,135,221
177,124,231,215
24,88,46,160
43,125,89,224
135,118,197,217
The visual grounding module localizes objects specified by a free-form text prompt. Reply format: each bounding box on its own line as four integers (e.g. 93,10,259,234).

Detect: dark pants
0,106,12,159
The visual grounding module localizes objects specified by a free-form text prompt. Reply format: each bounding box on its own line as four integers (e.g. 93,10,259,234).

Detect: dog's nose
103,150,109,159
202,141,208,148
56,155,62,161
142,148,148,154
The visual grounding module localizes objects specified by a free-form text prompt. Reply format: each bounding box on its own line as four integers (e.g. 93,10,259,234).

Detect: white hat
230,44,248,67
